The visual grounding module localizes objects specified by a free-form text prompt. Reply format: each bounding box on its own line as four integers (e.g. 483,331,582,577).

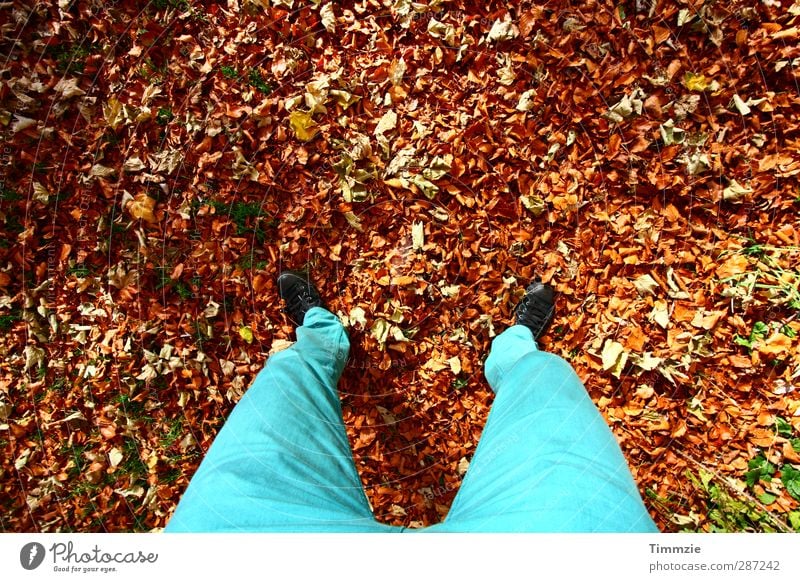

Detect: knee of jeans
485,344,536,388
274,332,349,375
488,349,579,394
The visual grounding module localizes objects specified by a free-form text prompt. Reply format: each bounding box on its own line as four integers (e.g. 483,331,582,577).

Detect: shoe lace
527,296,552,319
285,285,314,315
517,294,553,329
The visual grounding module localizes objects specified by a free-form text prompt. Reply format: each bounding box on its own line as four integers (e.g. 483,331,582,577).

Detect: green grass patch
248,68,273,94
161,468,182,484
49,42,99,74
237,254,269,271
154,267,195,299
0,313,19,331
689,469,783,532
776,416,794,438
121,437,148,478
0,187,21,202
153,0,189,8
745,454,776,488
719,243,800,311
156,107,174,125
220,65,238,79
210,199,271,242
734,320,769,351
451,377,468,390
67,264,91,278
781,465,800,501
4,214,24,234
160,419,183,449
115,394,153,423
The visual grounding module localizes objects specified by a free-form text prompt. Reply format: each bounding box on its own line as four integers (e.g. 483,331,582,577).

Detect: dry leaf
716,255,750,279
128,193,157,223
289,110,319,141
601,339,628,378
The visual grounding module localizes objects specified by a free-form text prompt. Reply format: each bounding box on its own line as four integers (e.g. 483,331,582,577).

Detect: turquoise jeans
165,307,657,532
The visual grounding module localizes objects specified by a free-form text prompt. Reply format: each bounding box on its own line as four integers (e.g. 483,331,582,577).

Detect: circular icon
20,542,46,570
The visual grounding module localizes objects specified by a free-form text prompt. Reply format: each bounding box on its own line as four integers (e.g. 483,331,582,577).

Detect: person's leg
166,307,398,532
431,324,658,532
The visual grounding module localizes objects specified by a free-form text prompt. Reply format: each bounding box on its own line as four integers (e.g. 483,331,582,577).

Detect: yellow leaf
108,448,124,468
383,177,406,188
601,339,628,378
239,326,254,344
682,72,718,92
374,110,397,136
412,221,424,250
651,300,670,329
633,274,659,296
348,307,367,328
103,97,124,129
32,182,50,204
520,194,546,216
447,355,461,375
631,352,662,371
289,110,319,141
371,318,390,345
128,193,157,223
343,211,363,232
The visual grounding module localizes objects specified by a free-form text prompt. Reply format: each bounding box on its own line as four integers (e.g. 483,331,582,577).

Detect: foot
277,270,323,326
513,277,555,340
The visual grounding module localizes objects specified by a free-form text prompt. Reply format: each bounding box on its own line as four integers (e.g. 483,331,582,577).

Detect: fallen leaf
732,94,751,115
682,72,719,92
374,110,398,136
289,110,319,141
651,300,670,329
631,352,662,371
633,274,660,296
238,326,254,344
108,448,124,467
412,221,424,250
716,254,750,279
601,339,628,378
756,332,792,357
516,89,537,111
447,356,461,375
722,180,753,202
488,18,518,42
320,3,336,33
128,193,157,223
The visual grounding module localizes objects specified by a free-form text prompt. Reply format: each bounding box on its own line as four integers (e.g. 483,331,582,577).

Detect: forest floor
1,0,800,532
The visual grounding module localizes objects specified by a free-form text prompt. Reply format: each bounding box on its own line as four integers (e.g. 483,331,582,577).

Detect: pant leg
430,325,658,533
165,307,399,532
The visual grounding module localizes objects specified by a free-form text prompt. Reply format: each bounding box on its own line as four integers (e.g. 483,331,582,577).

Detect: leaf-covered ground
1,0,800,532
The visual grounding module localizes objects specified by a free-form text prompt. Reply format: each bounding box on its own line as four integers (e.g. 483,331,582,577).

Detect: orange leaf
715,254,749,279
391,275,416,286
756,332,792,357
128,193,157,223
653,25,670,44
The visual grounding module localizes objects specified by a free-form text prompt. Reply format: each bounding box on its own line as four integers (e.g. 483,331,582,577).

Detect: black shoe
513,277,555,340
277,270,323,325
